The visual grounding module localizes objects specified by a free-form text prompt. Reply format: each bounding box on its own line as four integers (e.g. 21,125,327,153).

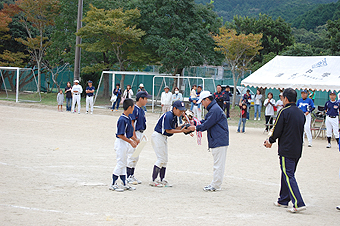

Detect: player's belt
87,95,93,97
137,130,144,133
327,115,337,118
74,93,79,95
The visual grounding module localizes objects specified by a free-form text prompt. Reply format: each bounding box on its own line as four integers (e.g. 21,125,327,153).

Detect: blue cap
136,91,152,99
88,80,93,83
172,100,186,111
330,91,336,95
301,90,307,93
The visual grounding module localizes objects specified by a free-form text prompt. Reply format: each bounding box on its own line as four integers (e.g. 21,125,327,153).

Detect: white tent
241,56,340,91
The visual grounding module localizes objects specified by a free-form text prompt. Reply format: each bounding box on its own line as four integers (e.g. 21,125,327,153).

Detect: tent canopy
241,56,340,91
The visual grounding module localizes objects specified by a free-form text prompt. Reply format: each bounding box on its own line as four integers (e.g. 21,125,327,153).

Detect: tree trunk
103,72,110,98
37,61,41,93
231,68,237,110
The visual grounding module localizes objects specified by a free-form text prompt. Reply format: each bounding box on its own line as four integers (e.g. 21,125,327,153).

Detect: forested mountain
292,0,340,30
196,0,338,23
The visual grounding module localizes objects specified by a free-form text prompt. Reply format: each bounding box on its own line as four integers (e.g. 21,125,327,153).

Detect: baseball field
0,100,339,225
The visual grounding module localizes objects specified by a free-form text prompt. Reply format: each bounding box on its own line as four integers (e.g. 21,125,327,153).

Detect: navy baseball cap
172,100,186,111
136,91,152,99
88,80,92,83
301,90,308,93
330,91,336,95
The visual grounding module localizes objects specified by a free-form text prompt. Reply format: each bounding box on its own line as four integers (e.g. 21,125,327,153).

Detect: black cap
197,84,203,88
136,91,152,99
247,89,250,92
172,100,186,111
116,83,120,86
226,85,230,88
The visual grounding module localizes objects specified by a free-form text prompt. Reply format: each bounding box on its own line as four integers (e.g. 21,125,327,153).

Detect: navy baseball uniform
324,99,339,147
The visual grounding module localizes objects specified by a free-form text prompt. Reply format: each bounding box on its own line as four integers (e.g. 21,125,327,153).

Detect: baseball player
324,91,339,148
189,91,229,192
85,80,95,114
149,100,191,187
191,85,202,120
296,90,315,147
109,98,139,192
126,91,152,185
71,79,83,114
264,88,307,213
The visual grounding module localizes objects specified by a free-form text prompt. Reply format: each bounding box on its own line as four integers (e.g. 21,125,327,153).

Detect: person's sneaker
123,184,136,191
254,118,257,120
273,201,288,208
203,185,216,192
336,205,340,210
258,118,261,120
287,206,306,213
86,111,88,114
227,117,231,120
127,175,142,185
308,143,312,147
160,179,172,187
236,130,240,133
326,143,331,148
109,184,124,192
91,112,93,115
115,109,118,111
149,181,164,187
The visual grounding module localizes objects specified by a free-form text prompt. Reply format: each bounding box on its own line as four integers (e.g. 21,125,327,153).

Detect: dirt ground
0,100,339,225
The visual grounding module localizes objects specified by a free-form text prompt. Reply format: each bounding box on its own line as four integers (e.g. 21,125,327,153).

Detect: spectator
123,85,134,99
161,86,172,113
254,89,262,120
64,81,72,112
137,83,147,111
172,87,183,102
237,101,247,133
242,89,252,120
57,89,64,112
264,92,276,132
214,85,224,109
223,85,232,119
190,85,197,111
276,93,284,113
111,83,122,111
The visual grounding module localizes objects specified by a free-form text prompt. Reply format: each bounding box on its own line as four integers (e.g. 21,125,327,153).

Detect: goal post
0,67,41,103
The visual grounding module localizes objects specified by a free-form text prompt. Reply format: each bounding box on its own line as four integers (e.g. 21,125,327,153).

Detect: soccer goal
93,71,172,108
0,67,41,102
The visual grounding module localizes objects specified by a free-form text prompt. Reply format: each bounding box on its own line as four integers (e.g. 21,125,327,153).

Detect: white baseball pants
326,116,339,138
192,105,202,121
71,94,81,113
151,131,168,168
210,146,228,190
304,113,312,144
86,96,94,113
113,138,131,176
127,131,143,168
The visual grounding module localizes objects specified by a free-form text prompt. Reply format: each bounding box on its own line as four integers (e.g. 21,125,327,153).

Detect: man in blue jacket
189,91,229,192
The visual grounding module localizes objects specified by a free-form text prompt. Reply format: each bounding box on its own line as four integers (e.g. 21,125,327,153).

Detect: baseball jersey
297,98,315,113
116,114,134,139
86,86,95,97
154,110,178,137
129,105,146,131
214,91,225,108
72,84,83,94
324,100,339,117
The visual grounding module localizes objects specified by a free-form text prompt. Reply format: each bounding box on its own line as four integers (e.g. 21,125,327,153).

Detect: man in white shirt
71,79,83,114
276,93,284,113
161,86,172,113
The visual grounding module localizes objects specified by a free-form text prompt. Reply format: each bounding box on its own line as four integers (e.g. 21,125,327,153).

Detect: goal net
0,67,41,102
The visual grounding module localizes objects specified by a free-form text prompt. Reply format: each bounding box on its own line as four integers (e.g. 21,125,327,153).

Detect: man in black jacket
264,88,307,213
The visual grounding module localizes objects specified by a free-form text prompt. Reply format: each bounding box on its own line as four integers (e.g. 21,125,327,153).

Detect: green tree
281,43,314,56
137,0,224,78
225,14,294,60
76,5,146,96
327,18,340,55
13,0,60,92
212,28,263,107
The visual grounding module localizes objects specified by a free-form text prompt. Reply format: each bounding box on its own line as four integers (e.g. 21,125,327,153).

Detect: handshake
181,124,196,135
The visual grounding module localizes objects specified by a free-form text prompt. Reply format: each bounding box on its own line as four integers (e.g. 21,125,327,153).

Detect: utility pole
74,0,83,81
